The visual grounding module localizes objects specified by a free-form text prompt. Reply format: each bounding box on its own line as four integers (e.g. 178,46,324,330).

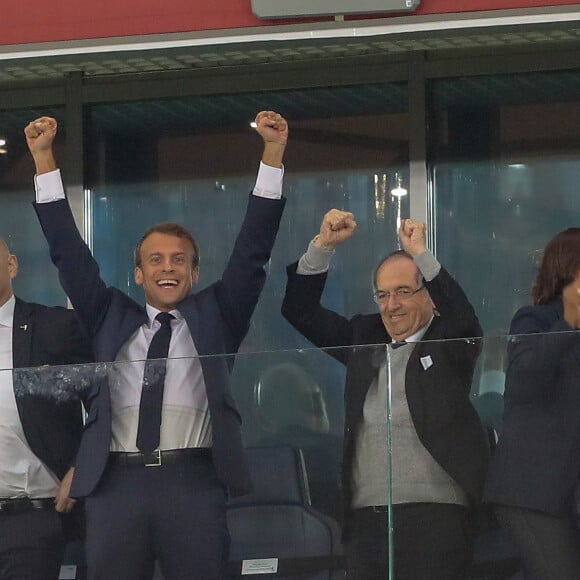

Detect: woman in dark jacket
484,227,580,580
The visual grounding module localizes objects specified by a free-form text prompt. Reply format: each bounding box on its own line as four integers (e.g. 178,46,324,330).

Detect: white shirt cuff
34,169,65,203
252,162,283,200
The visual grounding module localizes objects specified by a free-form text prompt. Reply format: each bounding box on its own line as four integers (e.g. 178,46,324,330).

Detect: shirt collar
402,314,435,344
0,295,15,328
145,303,182,326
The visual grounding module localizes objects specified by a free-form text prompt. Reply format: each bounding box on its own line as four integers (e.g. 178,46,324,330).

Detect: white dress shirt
35,162,284,452
0,295,60,498
109,306,211,451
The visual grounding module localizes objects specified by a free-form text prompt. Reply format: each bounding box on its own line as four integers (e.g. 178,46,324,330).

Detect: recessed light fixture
391,173,408,240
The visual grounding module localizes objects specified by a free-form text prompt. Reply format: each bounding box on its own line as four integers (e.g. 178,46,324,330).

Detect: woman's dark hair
532,228,580,305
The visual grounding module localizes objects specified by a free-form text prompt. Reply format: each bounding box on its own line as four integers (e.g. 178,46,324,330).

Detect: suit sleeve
424,266,483,340
62,312,91,470
282,261,354,364
63,310,95,412
64,310,94,365
423,266,483,383
505,305,580,403
33,199,111,337
214,193,286,346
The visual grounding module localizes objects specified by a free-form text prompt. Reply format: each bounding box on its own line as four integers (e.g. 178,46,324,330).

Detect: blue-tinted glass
86,86,409,519
431,71,580,333
0,107,68,306
87,85,410,353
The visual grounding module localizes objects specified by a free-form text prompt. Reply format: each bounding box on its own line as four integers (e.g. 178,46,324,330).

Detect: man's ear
191,266,200,285
134,266,143,286
8,255,18,280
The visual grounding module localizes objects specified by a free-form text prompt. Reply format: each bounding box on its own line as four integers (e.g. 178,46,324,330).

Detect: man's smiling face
134,232,199,311
375,255,434,341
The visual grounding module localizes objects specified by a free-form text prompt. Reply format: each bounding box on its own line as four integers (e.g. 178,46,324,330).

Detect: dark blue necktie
136,312,174,454
390,341,407,349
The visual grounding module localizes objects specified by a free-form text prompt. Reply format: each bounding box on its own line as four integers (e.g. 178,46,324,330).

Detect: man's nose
385,295,401,310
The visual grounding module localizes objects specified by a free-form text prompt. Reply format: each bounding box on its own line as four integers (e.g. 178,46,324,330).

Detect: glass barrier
87,88,409,355
430,70,580,334
4,331,580,579
89,164,408,355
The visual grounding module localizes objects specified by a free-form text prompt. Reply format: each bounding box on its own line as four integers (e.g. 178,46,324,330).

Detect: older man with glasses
282,210,489,580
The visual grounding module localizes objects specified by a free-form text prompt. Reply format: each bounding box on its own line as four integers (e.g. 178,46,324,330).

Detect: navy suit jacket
12,296,92,480
282,262,488,535
484,300,580,516
34,193,285,498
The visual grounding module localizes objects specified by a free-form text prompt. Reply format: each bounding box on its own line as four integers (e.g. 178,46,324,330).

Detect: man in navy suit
0,235,92,579
25,111,288,580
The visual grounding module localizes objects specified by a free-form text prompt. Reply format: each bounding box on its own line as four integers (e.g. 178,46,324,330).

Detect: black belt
108,448,211,468
0,497,55,515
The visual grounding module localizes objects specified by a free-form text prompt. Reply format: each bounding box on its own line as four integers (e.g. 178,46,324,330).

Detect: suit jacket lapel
178,296,201,352
12,298,33,369
404,314,443,431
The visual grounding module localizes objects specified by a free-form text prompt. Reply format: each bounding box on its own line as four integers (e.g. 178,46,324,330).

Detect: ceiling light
390,174,408,198
391,173,407,242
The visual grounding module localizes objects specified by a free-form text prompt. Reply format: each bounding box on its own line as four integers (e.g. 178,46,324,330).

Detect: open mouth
157,279,178,288
390,313,406,320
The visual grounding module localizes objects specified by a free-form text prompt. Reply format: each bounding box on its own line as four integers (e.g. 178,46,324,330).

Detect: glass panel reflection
9,332,578,578
431,71,580,333
87,85,409,353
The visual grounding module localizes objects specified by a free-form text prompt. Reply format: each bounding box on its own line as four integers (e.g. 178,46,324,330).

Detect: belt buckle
143,449,162,467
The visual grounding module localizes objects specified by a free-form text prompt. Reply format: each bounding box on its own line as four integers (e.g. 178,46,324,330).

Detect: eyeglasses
373,285,425,304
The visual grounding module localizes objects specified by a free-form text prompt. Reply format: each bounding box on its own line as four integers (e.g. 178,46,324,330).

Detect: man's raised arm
25,116,59,176
26,116,113,335
255,110,287,170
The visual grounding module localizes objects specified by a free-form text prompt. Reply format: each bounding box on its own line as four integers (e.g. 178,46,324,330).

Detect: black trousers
85,455,228,580
0,507,65,580
495,504,580,580
345,503,473,580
